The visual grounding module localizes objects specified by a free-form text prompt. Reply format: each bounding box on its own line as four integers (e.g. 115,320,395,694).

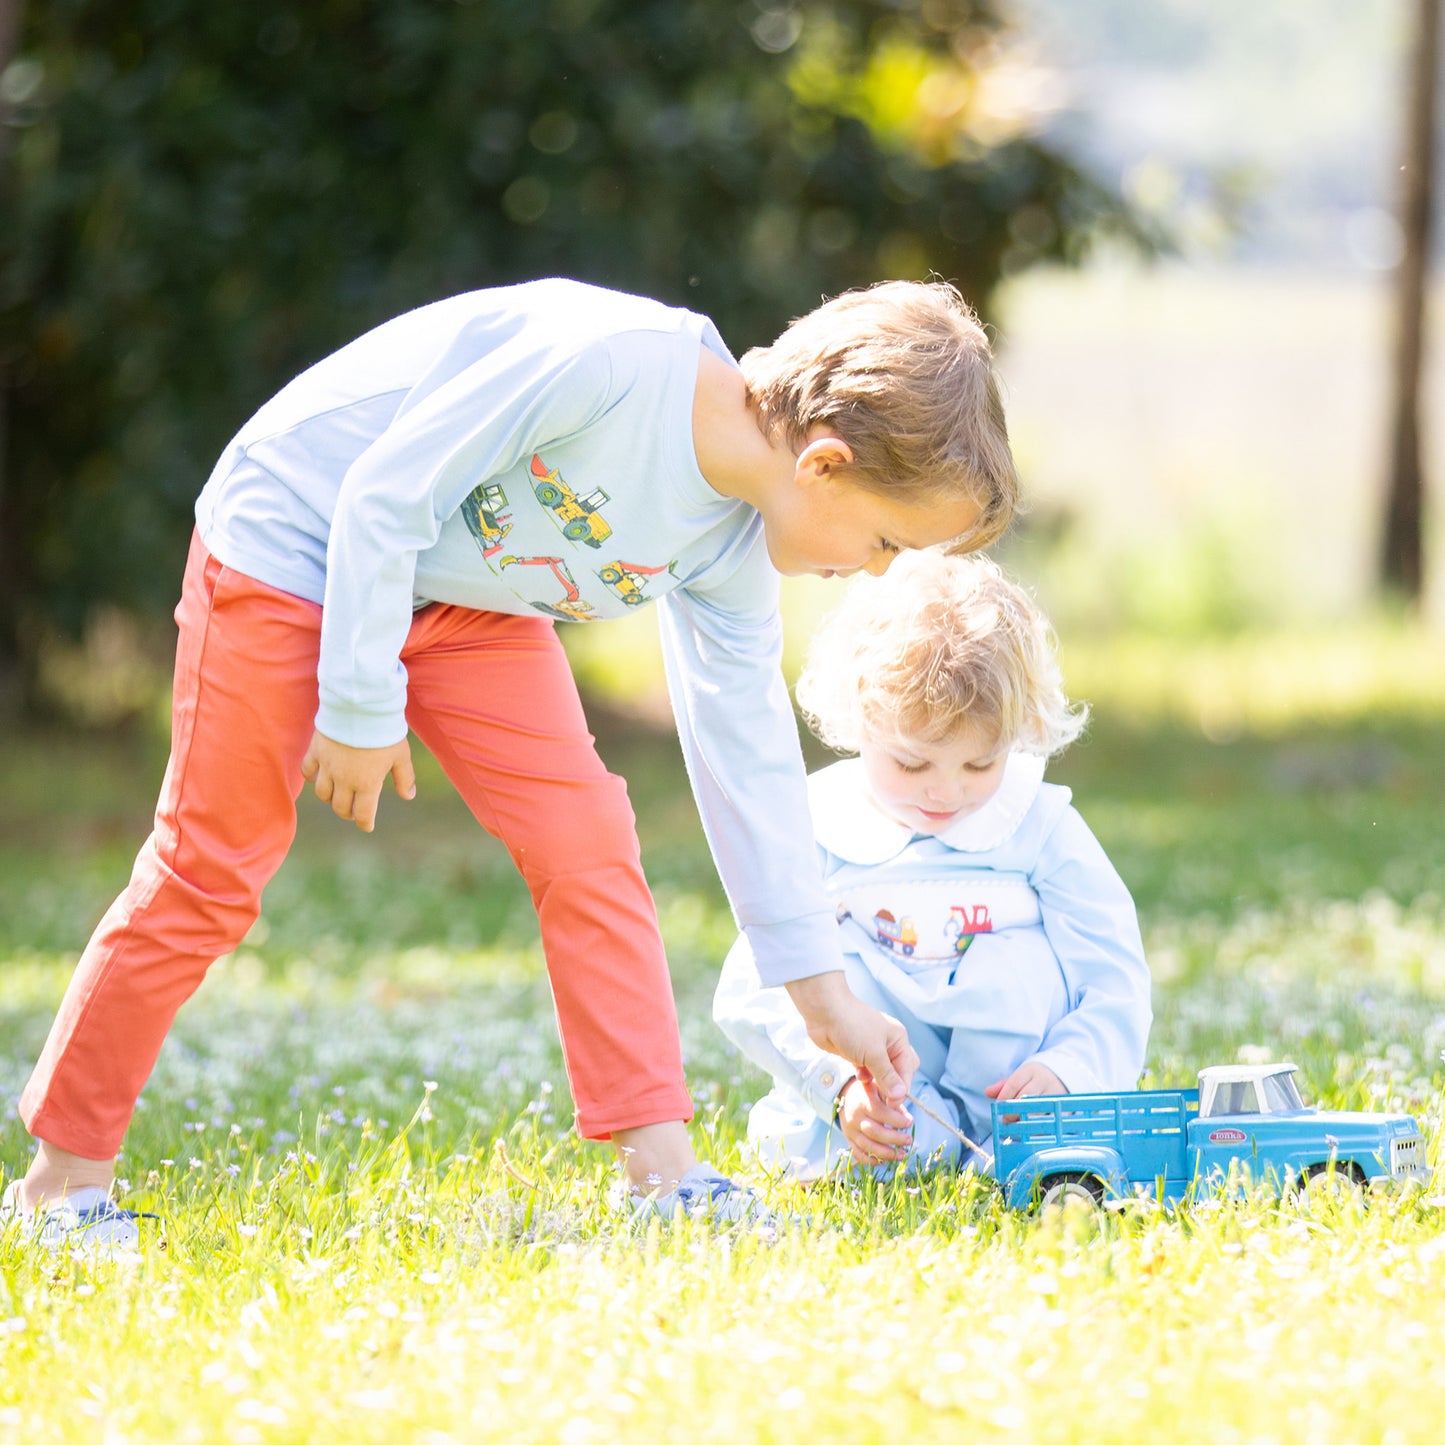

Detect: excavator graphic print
496,554,600,622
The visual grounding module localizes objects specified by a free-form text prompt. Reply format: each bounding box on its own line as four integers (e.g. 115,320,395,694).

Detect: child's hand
784,971,919,1102
986,1062,1066,1123
301,730,417,832
986,1061,1066,1101
835,1076,914,1166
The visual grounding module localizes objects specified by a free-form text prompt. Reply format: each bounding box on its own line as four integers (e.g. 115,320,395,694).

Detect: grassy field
0,618,1443,1442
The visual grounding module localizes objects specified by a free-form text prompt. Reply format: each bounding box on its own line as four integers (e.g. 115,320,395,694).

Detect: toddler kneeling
714,551,1152,1179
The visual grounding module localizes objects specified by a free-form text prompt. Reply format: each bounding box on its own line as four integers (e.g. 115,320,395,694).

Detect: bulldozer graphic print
529,453,612,549
597,559,676,606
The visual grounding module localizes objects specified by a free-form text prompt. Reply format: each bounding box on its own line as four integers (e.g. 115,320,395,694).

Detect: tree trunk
0,0,19,130
0,0,22,711
1381,0,1441,602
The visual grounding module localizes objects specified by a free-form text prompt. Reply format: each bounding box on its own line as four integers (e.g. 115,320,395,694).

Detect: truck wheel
1301,1160,1365,1203
562,518,591,541
534,482,564,507
1039,1173,1104,1211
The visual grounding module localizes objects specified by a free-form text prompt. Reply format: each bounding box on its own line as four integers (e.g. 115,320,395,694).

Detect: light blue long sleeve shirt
714,754,1153,1142
194,278,841,986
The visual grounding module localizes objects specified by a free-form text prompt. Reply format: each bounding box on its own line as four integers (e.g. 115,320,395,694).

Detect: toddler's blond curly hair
796,550,1086,759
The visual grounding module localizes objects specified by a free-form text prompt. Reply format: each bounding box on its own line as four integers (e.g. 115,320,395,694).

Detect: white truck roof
1197,1062,1298,1085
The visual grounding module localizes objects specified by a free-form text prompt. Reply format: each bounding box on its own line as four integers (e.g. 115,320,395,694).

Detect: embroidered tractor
597,559,674,606
873,909,918,956
460,482,512,558
497,554,598,623
530,454,612,548
944,903,993,955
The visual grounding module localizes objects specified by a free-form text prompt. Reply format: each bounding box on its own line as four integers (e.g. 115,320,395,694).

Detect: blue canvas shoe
1,1180,154,1253
610,1163,775,1227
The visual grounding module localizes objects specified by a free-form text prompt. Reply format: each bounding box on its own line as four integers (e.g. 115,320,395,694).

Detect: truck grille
1391,1136,1429,1180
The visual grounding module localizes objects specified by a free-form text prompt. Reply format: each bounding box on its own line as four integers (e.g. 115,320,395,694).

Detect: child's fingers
869,1121,914,1150
847,1117,912,1165
867,1023,918,1103
350,786,381,833
390,748,417,802
848,1137,909,1166
843,1082,911,1135
868,1058,903,1100
851,1144,908,1167
858,1082,913,1132
892,1037,920,1093
988,1062,1065,1102
302,734,334,805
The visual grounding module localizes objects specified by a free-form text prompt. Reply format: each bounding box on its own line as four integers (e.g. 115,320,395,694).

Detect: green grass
1,624,1444,1442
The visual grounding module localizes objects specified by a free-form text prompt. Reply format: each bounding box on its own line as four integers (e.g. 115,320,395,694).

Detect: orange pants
20,533,691,1157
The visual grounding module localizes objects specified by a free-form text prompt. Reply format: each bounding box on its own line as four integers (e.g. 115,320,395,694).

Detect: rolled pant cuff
573,1085,696,1142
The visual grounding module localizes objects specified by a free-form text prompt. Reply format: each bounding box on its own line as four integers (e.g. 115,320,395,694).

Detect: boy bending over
9,278,1015,1243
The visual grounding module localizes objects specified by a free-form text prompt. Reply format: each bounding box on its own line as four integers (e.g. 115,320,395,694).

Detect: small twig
906,1090,994,1167
492,1139,541,1192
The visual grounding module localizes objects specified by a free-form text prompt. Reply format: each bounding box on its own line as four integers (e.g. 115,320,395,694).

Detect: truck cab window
1207,1081,1260,1116
1261,1072,1305,1113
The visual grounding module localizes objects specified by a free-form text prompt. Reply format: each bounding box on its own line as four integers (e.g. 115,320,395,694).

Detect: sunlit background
564,0,1445,731
1000,0,1445,630
2,0,1440,733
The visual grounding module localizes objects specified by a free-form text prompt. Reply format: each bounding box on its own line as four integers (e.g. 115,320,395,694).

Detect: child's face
859,726,1009,835
762,451,979,579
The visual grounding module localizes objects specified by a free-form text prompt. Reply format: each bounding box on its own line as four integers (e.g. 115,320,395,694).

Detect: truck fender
1004,1147,1128,1211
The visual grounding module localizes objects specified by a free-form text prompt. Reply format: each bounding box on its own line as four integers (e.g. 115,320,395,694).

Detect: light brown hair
796,550,1087,758
740,279,1018,551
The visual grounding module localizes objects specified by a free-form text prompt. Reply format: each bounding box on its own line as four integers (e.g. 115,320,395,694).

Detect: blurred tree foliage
0,0,1150,712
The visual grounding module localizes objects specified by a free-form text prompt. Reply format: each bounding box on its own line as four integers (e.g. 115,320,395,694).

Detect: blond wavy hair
740,279,1017,552
796,550,1087,759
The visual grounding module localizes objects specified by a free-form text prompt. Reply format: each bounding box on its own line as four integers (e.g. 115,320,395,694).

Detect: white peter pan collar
807,752,1047,865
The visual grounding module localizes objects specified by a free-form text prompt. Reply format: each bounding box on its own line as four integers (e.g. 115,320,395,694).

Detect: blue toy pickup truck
993,1063,1431,1209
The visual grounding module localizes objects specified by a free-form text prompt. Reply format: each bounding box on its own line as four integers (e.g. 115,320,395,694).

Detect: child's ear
795,434,856,485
